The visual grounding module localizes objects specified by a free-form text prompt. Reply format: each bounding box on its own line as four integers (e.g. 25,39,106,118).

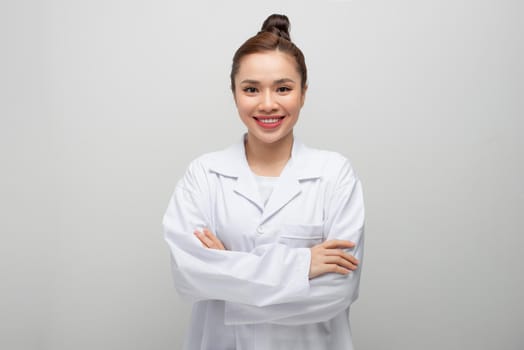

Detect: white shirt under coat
163,135,365,350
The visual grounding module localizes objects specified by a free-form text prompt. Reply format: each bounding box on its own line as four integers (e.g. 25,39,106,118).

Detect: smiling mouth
253,116,286,129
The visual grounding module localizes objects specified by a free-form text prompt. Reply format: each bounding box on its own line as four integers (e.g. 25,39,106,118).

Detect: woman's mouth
253,116,285,129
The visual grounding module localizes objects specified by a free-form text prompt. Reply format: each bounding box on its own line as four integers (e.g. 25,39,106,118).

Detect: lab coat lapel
233,165,264,212
207,137,265,212
259,139,321,223
260,160,301,223
207,136,320,218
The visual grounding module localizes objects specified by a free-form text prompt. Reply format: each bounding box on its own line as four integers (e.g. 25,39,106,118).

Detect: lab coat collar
207,134,322,180
208,134,322,220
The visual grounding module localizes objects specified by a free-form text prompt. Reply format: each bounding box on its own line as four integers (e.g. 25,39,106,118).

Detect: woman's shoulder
177,145,238,191
297,142,357,178
302,145,350,165
186,142,243,177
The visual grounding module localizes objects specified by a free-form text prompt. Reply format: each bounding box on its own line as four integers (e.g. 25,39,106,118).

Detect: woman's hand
309,240,359,279
194,228,226,250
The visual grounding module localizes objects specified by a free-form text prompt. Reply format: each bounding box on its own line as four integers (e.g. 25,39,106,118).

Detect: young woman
163,14,365,350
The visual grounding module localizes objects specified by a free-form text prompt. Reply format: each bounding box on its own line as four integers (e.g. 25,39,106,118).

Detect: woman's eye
243,87,257,93
277,86,291,93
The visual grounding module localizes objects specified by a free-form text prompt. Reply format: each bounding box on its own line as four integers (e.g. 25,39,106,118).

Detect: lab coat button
256,226,264,235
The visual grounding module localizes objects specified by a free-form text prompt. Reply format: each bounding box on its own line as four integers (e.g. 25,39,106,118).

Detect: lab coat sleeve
223,159,365,325
163,159,312,307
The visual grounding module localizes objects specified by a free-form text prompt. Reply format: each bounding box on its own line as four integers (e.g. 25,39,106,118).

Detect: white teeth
259,118,280,123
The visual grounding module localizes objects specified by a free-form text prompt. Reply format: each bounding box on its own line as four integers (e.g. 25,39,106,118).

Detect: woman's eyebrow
274,78,296,84
240,79,260,85
240,78,296,85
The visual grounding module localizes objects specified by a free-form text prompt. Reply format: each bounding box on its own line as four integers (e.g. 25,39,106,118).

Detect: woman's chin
246,129,294,146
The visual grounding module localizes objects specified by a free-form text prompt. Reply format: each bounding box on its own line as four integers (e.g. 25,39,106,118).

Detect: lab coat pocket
278,223,324,248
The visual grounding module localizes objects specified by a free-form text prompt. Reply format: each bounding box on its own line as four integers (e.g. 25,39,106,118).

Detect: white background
1,0,523,349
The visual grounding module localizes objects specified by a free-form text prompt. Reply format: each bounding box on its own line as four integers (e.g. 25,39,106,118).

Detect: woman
163,14,365,350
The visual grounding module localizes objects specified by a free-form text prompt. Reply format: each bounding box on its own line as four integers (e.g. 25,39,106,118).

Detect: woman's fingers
309,239,360,279
194,228,226,250
329,264,351,275
325,249,359,266
323,255,358,271
194,230,213,247
322,239,355,249
203,228,225,250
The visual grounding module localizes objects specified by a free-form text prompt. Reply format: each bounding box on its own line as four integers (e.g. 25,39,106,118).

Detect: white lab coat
163,136,365,350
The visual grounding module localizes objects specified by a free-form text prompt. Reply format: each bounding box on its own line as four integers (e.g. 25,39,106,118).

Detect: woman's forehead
236,51,300,82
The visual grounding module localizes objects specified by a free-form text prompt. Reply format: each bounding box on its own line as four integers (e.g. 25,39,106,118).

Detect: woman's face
233,50,306,146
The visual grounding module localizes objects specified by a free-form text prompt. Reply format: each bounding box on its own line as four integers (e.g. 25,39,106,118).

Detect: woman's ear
301,84,308,107
232,88,238,106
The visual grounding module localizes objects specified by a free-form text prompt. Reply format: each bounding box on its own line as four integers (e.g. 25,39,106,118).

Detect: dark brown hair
230,14,307,92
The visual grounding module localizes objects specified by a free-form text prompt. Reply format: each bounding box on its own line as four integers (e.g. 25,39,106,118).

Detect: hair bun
260,14,291,41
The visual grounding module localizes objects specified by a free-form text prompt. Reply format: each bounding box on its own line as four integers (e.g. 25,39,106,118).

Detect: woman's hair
230,14,307,92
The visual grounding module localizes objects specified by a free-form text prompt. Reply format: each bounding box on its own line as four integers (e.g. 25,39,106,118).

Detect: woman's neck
245,133,293,177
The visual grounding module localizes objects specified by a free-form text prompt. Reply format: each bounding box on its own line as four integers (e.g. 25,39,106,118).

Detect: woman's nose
258,91,277,112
